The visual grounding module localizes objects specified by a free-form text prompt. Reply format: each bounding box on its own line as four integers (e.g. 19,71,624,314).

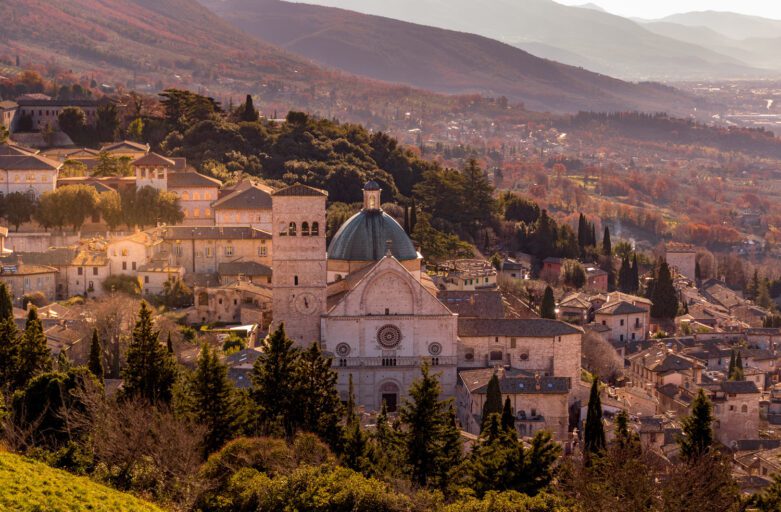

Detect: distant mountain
576,3,606,13
282,0,759,80
200,0,698,113
659,11,781,40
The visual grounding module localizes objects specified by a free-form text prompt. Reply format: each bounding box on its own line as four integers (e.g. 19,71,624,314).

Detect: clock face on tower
293,292,320,315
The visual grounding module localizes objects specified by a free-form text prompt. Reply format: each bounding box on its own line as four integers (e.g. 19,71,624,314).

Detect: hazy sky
554,0,781,19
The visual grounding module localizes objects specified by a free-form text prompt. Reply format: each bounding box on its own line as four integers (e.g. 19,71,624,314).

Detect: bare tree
582,330,623,383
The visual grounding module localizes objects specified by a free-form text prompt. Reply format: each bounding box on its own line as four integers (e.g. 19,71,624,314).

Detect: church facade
271,181,582,425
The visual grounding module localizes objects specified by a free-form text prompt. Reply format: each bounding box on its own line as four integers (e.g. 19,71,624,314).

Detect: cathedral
271,181,580,419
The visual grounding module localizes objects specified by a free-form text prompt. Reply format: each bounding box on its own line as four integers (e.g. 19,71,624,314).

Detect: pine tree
540,286,556,319
401,364,460,488
0,283,12,321
343,415,369,472
679,389,713,462
525,429,562,494
584,377,605,456
122,302,177,405
481,373,503,432
193,343,236,453
435,403,463,489
614,409,639,452
602,226,612,256
15,307,52,389
650,260,678,319
297,342,343,449
501,396,515,432
251,323,300,437
88,328,104,383
239,94,258,122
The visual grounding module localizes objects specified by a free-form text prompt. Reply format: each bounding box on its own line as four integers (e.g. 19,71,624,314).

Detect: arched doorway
379,381,400,412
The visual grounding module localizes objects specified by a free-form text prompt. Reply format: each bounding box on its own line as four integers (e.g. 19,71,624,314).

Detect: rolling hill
200,0,698,113
0,0,701,115
659,11,781,40
283,0,762,80
0,451,162,511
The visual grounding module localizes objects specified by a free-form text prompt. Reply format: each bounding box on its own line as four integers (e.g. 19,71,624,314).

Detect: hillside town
3,113,781,499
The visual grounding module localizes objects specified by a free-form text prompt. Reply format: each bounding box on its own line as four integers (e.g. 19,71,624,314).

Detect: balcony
332,356,458,368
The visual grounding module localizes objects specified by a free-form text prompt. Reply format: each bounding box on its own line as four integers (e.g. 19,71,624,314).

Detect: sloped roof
100,140,149,153
596,300,646,316
212,184,273,210
438,290,505,318
132,152,175,167
721,380,760,394
271,183,327,197
161,226,271,240
218,261,272,276
0,152,62,171
459,367,570,395
0,143,36,156
167,170,221,188
458,318,582,337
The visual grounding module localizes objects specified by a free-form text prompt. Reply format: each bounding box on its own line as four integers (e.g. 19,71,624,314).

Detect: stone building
212,181,274,232
0,260,58,303
160,226,271,275
665,243,697,282
0,144,61,198
594,300,648,344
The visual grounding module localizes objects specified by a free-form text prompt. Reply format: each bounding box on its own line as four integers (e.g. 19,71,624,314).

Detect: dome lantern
363,180,381,211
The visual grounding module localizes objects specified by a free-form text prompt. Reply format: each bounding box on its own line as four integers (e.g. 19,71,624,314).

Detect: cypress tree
631,253,640,293
122,302,177,405
747,270,760,302
346,373,356,425
650,260,678,319
618,255,632,293
481,373,503,432
251,323,301,437
590,223,597,248
540,286,556,319
584,377,605,455
409,199,418,233
166,332,174,354
732,351,745,381
193,343,236,453
343,415,369,472
577,213,587,251
401,363,460,488
679,389,713,462
0,283,12,321
297,342,343,449
88,328,104,383
727,349,736,379
695,259,702,282
436,403,463,489
239,94,258,122
15,307,52,389
0,316,20,392
602,226,612,256
501,396,515,432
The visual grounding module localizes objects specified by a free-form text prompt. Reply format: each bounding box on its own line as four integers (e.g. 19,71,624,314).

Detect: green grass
0,451,163,512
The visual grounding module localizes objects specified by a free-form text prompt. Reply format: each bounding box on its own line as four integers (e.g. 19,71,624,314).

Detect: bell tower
271,184,328,346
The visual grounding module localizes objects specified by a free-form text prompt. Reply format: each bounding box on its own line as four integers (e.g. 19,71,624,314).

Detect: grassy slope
0,451,163,512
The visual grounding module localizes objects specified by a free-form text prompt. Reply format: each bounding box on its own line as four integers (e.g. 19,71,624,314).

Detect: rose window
377,325,402,349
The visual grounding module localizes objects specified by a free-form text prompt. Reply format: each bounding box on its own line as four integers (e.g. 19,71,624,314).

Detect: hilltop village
2,88,781,509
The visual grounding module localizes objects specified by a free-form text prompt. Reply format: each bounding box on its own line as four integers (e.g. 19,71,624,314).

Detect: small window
294,275,299,286
301,222,310,236
225,246,234,257
132,262,137,271
385,308,390,315
311,222,319,236
93,267,98,276
288,222,297,236
741,404,748,413
122,262,127,271
77,267,83,276
144,276,149,284
510,337,517,348
620,319,625,326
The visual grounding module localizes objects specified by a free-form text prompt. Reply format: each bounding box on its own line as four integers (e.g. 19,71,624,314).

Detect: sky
554,0,781,20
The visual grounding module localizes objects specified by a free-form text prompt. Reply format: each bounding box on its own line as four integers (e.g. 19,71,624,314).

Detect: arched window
311,222,319,236
181,191,190,200
279,222,288,236
198,292,209,306
301,222,310,236
741,404,748,413
288,222,297,236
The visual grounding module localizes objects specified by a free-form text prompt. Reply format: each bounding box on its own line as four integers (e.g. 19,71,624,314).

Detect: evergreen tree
166,331,174,354
0,283,12,321
679,389,713,462
618,256,632,293
297,342,343,448
401,364,461,488
15,307,52,389
577,213,587,253
343,415,369,473
584,378,606,455
122,302,177,405
747,270,760,302
193,343,236,453
0,317,19,393
346,373,356,425
525,429,562,494
501,396,515,432
758,278,773,310
732,351,745,381
695,259,702,282
540,286,556,319
251,323,300,437
481,373,503,432
87,328,104,383
727,350,736,379
650,260,678,319
631,254,640,293
239,94,258,122
602,226,612,256
436,403,464,489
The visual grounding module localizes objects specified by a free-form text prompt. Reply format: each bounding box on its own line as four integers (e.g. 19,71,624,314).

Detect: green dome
328,210,418,262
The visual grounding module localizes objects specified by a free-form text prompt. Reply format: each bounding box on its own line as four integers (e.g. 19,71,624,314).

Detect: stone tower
271,183,328,346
